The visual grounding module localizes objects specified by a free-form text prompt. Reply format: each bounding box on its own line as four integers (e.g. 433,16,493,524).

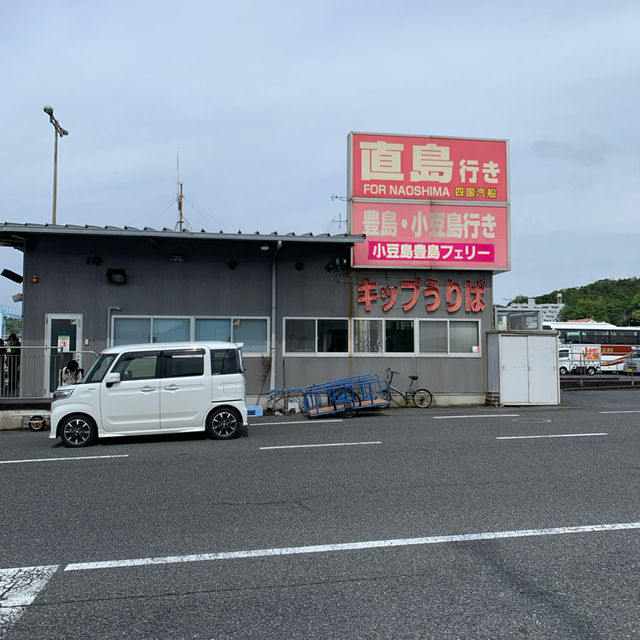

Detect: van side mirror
105,372,121,388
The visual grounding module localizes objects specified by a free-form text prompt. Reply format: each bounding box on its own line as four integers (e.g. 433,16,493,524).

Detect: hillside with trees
510,277,640,326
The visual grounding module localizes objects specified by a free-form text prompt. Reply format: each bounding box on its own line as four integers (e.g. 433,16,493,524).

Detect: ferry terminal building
0,131,509,405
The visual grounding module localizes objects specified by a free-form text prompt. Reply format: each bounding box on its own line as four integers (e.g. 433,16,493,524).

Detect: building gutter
270,241,283,393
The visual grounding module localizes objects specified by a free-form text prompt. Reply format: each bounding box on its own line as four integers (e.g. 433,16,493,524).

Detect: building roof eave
0,222,365,247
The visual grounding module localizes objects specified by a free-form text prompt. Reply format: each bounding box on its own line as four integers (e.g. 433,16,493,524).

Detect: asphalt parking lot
1,388,639,639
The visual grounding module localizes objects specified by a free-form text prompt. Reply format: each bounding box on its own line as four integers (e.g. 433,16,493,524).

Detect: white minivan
50,342,248,447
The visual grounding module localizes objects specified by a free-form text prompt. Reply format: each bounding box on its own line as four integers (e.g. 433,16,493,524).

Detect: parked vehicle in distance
50,342,248,447
544,321,638,372
557,343,601,376
624,348,640,374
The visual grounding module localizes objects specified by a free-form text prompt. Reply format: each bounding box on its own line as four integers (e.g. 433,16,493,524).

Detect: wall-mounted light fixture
106,268,127,285
12,293,23,303
228,260,238,270
325,257,348,271
168,255,185,263
295,262,304,271
260,244,270,251
31,275,39,284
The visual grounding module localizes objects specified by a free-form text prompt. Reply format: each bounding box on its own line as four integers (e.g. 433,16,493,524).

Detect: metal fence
0,346,99,399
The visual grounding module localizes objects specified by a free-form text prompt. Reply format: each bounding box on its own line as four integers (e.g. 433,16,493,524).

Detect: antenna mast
177,182,184,232
176,151,185,232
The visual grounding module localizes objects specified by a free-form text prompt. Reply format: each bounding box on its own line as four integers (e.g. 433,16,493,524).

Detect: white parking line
0,565,58,635
252,419,343,426
600,410,640,414
496,433,608,440
0,455,129,465
433,414,520,420
64,521,640,571
260,441,381,450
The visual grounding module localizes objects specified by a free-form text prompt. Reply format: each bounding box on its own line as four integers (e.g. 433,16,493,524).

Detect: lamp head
43,105,54,116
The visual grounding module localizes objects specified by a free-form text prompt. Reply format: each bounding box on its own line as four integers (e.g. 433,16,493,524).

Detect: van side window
164,350,205,378
211,349,240,375
112,352,160,381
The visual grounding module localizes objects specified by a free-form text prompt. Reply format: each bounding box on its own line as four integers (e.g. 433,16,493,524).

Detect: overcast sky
1,0,639,310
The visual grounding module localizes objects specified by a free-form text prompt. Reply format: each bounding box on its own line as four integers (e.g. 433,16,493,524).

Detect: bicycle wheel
412,388,432,408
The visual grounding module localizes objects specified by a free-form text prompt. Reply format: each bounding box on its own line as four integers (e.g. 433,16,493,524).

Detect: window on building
385,320,414,353
353,319,383,354
285,319,316,353
195,319,231,342
419,320,448,353
233,318,268,353
450,321,479,353
284,318,349,355
317,319,348,353
153,318,190,343
112,316,268,355
113,318,151,346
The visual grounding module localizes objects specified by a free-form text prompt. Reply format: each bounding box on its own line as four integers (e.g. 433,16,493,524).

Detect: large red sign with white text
351,202,508,270
349,132,508,203
348,131,510,271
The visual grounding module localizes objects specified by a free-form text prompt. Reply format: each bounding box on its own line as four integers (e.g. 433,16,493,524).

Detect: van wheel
60,414,97,448
207,408,241,440
586,366,596,376
559,366,568,376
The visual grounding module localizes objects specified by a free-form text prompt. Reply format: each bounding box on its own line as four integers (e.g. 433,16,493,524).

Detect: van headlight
53,388,75,401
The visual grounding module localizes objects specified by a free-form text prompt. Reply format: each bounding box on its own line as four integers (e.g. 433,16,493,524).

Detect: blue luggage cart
302,374,390,418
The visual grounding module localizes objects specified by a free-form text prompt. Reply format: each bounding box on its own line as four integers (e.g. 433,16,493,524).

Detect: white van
50,342,248,447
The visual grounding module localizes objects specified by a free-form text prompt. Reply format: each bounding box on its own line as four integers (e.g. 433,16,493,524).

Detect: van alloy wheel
60,415,97,447
207,408,240,440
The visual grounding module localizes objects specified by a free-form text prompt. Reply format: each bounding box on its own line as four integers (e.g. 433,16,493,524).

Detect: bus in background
543,321,640,372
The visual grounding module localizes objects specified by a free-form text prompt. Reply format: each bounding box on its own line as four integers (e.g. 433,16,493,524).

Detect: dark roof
0,222,364,248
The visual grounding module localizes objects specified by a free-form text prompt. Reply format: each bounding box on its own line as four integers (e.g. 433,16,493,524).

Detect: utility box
486,331,560,406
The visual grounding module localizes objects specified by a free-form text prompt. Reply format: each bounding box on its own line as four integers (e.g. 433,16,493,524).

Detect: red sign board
349,132,508,203
351,202,509,270
348,131,509,271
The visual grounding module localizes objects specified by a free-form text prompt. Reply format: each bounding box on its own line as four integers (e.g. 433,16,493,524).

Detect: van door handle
140,386,156,393
164,384,179,391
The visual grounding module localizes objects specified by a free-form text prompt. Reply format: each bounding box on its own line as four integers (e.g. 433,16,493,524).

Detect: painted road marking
260,441,381,450
433,414,520,420
600,410,640,414
0,565,58,636
0,455,129,465
252,419,343,426
64,521,640,571
496,433,608,440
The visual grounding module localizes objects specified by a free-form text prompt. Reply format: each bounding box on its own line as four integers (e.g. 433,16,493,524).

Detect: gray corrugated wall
21,234,492,397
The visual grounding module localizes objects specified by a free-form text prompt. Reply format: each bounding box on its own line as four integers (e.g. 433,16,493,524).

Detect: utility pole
43,106,68,225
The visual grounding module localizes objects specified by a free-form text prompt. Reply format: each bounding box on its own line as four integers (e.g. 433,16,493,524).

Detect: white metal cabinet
487,331,560,405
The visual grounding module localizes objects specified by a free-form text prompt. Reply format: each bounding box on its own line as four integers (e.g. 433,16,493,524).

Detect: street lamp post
43,106,68,225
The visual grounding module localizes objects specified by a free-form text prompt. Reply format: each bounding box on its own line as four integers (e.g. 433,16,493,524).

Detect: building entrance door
45,314,83,395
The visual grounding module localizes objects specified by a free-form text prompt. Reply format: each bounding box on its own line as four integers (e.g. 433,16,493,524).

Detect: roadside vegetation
510,277,640,326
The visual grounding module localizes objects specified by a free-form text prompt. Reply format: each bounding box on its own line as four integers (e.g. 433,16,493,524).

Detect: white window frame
283,317,350,357
351,318,482,357
418,318,482,357
111,315,270,357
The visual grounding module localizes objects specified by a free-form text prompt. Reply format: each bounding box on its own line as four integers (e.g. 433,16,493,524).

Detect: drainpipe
270,241,283,392
106,306,122,347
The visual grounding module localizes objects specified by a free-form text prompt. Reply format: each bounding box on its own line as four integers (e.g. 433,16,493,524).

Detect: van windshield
84,354,117,383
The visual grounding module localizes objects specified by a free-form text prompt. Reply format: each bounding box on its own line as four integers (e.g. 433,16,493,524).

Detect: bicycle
385,368,433,408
